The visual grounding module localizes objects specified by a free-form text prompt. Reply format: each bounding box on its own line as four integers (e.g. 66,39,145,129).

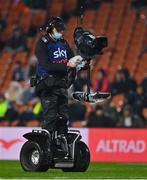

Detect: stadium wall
0,127,147,162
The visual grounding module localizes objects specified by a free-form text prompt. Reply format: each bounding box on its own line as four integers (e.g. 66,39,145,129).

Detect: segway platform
20,129,90,172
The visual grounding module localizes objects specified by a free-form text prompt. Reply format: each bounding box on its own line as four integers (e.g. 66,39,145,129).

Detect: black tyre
62,141,90,172
20,141,50,172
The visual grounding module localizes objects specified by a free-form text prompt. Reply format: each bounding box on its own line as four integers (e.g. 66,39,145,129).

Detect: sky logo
53,48,67,59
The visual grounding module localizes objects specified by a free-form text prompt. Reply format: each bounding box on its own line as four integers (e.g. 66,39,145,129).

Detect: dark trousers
36,76,68,135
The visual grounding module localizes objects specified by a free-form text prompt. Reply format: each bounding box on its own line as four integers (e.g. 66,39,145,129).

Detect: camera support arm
86,58,91,95
72,57,111,103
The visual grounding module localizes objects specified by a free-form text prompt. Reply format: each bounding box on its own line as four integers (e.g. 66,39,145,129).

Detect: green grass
1,161,147,179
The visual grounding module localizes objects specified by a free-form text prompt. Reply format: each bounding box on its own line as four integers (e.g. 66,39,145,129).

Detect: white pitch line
1,178,147,180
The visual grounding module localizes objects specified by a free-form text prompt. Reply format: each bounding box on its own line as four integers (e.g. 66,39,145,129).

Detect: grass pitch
0,161,147,179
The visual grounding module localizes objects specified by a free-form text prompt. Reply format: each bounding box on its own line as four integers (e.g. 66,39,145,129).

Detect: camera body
74,27,108,57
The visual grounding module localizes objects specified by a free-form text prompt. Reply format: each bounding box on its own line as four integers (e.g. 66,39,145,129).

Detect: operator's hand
76,61,87,71
67,55,83,68
67,61,76,68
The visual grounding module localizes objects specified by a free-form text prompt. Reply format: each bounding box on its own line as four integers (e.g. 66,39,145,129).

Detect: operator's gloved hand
67,55,83,68
76,61,87,71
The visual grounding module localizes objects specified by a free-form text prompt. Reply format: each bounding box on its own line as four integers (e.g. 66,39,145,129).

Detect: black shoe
57,134,70,159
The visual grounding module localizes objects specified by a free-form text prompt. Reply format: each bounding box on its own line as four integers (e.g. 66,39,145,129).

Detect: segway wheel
20,141,49,172
62,141,90,172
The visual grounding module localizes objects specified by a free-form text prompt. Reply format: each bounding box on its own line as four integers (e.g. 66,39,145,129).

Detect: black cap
54,19,65,31
48,17,65,31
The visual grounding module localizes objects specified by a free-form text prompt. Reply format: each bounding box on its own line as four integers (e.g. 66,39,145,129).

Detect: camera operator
34,17,82,158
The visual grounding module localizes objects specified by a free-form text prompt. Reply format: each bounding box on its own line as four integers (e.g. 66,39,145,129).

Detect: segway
20,129,90,172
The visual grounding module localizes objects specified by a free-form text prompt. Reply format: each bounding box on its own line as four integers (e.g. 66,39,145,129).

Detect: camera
73,27,108,57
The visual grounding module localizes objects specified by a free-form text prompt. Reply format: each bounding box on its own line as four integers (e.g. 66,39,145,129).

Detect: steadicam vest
37,37,68,76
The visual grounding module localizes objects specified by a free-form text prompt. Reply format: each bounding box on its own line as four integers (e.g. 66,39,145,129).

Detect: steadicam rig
72,27,111,103
70,0,111,103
